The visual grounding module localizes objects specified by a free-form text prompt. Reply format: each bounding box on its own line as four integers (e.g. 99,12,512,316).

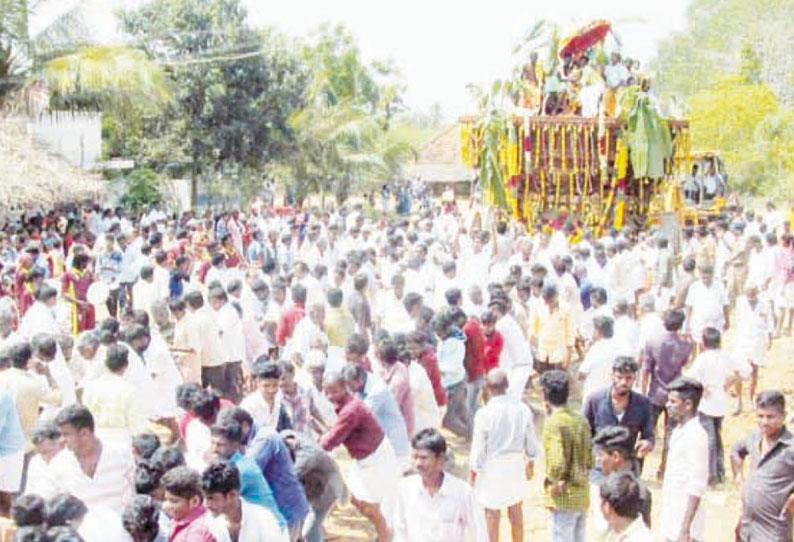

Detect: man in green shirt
541,370,592,542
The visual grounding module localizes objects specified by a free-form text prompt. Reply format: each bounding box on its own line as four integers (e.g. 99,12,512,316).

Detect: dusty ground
323,332,794,541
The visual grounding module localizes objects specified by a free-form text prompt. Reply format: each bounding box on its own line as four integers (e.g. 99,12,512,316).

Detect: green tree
280,24,413,206
1,0,168,110
119,167,163,213
120,0,308,206
652,0,794,197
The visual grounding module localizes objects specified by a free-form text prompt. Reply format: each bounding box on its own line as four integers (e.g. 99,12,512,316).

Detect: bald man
469,369,539,542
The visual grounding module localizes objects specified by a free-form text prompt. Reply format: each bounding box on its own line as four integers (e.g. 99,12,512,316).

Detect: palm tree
1,0,169,110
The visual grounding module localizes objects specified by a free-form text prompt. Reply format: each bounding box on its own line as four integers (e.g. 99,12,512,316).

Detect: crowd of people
0,194,792,542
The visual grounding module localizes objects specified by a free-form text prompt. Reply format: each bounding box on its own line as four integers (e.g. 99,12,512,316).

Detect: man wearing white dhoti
469,369,538,542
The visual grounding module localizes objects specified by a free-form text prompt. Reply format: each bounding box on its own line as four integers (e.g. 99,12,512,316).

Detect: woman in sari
61,252,95,334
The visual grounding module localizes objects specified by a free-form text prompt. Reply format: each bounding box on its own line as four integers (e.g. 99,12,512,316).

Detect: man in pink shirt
377,339,415,436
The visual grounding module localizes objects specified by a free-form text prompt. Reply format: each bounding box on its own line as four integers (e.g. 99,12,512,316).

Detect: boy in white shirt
598,472,654,542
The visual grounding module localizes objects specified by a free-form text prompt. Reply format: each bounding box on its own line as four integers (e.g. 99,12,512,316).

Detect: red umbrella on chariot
559,20,611,59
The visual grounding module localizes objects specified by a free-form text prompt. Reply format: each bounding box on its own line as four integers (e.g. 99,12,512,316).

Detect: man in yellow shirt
531,285,574,373
82,343,148,449
324,288,355,348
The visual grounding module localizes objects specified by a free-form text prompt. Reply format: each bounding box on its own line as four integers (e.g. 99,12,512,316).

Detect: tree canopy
652,0,794,197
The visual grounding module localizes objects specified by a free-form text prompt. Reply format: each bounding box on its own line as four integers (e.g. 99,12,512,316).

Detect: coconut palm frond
30,6,92,60
42,45,171,103
512,19,547,55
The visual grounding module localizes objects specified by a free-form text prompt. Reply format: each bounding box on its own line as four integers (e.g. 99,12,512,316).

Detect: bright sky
32,0,691,120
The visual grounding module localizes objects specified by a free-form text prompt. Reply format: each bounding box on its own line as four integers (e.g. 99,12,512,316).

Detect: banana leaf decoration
621,86,672,179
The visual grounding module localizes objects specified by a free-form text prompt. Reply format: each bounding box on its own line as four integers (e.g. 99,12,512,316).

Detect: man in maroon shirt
161,466,217,542
451,306,486,416
275,284,307,346
320,372,400,542
640,308,694,480
406,331,447,408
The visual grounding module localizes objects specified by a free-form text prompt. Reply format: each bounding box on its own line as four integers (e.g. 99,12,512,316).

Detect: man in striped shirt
38,404,134,514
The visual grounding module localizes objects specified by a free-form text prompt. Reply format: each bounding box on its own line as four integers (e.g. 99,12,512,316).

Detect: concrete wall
30,111,102,169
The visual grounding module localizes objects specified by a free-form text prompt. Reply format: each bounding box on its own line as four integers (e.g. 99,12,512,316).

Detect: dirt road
323,333,794,540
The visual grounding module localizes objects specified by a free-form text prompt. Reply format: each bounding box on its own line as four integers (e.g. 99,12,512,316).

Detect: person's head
662,309,686,332
122,495,161,542
209,418,244,461
540,370,569,408
344,333,369,363
123,323,150,353
32,334,57,362
376,338,399,367
31,421,63,461
54,405,95,454
105,343,129,375
411,428,447,479
699,264,714,286
682,256,696,273
46,493,88,528
200,461,241,517
593,316,614,340
611,356,638,396
327,288,344,309
403,292,423,317
11,494,47,528
599,471,643,526
132,432,161,463
592,426,633,475
252,359,282,402
701,326,721,351
10,341,33,370
134,458,165,499
444,288,462,307
161,467,205,522
485,368,509,397
342,362,367,395
291,284,307,305
589,287,608,308
216,406,255,444
755,390,786,440
308,302,325,327
151,446,185,473
251,280,269,301
666,377,704,422
207,286,228,310
184,290,204,311
541,284,558,307
36,284,58,308
191,388,221,424
468,285,483,306
322,371,350,408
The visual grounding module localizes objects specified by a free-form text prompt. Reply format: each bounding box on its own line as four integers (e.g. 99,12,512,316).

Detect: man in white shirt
662,377,709,542
211,285,247,400
393,428,487,542
686,328,749,486
685,264,730,342
42,404,135,514
18,285,60,339
612,300,640,359
203,460,287,542
578,316,616,400
132,266,158,322
184,290,226,391
469,369,537,542
490,300,532,398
